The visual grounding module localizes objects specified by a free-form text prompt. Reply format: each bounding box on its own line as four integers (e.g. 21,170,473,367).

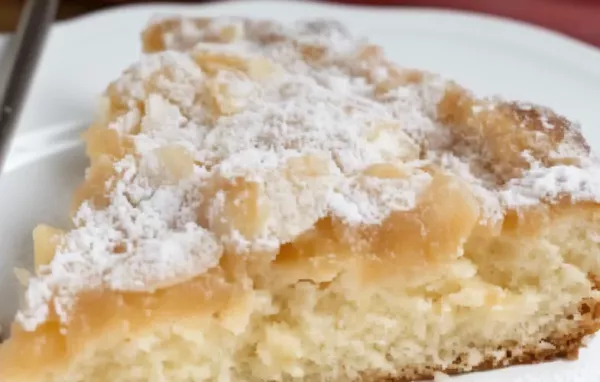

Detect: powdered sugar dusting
501,164,600,208
329,168,433,225
15,17,600,331
18,155,222,331
436,152,504,223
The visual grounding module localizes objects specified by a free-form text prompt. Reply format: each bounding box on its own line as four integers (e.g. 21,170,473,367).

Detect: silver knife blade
0,0,60,173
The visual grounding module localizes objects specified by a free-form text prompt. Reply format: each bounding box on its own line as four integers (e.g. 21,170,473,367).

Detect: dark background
1,0,600,47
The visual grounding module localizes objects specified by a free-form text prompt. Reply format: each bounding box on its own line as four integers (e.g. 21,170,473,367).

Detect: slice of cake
1,17,599,382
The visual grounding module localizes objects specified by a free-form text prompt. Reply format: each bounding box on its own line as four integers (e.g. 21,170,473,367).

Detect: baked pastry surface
0,17,600,382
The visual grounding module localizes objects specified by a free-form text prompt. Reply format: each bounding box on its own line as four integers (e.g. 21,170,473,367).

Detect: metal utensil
0,0,60,173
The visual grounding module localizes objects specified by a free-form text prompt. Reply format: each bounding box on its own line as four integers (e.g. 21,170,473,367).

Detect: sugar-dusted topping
16,17,600,330
111,51,204,109
202,149,341,253
18,155,221,331
329,164,433,225
501,163,600,208
436,152,504,224
133,93,200,155
196,75,416,172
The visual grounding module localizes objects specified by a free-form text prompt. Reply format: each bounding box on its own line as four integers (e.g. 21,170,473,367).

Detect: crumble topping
15,17,600,331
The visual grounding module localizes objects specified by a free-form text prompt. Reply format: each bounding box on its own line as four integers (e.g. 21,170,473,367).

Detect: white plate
1,1,599,381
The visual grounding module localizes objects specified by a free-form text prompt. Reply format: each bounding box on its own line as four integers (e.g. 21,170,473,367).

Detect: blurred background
6,0,599,48
1,0,600,47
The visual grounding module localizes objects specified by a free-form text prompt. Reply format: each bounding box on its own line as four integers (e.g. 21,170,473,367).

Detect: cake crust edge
367,284,600,381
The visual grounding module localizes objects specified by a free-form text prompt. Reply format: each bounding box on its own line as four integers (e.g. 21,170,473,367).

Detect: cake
0,16,599,382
